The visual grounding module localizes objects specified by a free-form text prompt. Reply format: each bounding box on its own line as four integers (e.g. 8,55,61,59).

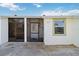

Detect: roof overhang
0,15,79,19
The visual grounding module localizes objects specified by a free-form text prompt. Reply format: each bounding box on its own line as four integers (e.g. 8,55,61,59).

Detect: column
24,17,27,42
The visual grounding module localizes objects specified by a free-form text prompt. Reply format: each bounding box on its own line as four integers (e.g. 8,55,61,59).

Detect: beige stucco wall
68,18,79,47
0,17,8,45
44,18,70,45
44,17,79,47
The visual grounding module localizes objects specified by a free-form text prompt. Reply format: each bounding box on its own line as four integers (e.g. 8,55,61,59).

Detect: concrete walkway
0,42,79,56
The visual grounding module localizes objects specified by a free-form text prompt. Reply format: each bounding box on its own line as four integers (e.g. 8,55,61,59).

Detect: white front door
31,23,39,40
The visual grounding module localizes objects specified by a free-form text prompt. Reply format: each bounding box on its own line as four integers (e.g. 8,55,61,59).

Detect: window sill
53,34,66,36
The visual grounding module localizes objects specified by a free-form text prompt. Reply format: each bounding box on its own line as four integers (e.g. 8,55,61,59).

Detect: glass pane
54,20,64,34
54,20,64,27
55,27,64,34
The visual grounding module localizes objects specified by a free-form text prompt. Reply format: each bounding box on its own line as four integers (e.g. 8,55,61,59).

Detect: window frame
53,18,66,36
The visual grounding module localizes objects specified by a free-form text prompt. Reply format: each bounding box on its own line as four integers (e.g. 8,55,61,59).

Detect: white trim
24,17,27,42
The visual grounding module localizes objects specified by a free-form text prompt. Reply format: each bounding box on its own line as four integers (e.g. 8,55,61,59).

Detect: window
53,19,65,35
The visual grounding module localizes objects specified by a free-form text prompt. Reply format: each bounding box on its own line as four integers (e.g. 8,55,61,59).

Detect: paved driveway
0,42,79,56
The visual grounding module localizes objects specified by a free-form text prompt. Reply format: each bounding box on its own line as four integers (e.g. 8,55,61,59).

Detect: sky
0,3,79,16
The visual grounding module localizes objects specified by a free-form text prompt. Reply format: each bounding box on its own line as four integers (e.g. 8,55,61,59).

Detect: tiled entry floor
0,42,79,56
